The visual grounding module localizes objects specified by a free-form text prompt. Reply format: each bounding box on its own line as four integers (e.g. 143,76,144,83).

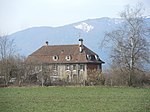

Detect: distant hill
8,17,150,69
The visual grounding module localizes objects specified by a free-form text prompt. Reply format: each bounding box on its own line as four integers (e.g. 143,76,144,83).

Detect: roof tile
27,44,104,64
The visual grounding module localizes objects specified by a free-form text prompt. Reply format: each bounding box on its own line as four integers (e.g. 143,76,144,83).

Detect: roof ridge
45,44,79,47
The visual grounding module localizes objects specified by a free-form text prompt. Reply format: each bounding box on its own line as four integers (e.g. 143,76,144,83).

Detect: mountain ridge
8,17,150,69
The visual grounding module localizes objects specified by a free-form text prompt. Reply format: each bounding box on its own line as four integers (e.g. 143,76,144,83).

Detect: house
27,39,104,85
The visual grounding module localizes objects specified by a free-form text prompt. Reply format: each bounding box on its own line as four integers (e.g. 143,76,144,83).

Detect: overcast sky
0,0,150,34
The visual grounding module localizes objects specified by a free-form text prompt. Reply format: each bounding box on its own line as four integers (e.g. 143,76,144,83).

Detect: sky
0,0,150,34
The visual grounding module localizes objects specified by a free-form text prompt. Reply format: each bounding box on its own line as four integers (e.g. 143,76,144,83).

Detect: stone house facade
27,39,104,84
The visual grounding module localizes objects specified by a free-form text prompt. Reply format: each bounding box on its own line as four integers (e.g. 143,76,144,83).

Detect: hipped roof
27,44,104,64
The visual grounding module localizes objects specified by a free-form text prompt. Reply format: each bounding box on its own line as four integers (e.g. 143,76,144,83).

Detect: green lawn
0,86,149,112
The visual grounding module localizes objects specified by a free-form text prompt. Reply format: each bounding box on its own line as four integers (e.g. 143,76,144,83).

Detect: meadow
0,86,149,112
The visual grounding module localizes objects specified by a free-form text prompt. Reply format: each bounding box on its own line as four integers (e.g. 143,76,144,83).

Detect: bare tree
0,35,16,85
24,57,56,86
102,3,150,86
0,35,16,60
87,69,104,86
11,55,26,86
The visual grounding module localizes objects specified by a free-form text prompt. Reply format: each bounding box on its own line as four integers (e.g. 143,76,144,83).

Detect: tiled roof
27,44,104,64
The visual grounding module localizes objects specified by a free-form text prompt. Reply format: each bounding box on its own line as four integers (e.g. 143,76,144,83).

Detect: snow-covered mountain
8,17,150,69
74,22,94,32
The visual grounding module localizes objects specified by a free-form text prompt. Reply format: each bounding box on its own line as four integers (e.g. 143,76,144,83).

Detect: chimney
45,41,48,46
79,39,83,53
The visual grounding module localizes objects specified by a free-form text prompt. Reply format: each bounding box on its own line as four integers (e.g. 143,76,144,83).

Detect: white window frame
53,55,59,61
65,55,71,61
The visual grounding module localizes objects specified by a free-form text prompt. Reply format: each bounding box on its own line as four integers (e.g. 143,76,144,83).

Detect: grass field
0,86,149,112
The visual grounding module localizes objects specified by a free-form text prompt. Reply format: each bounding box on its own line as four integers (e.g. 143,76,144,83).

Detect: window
90,55,96,60
98,64,101,70
53,64,58,71
80,64,84,71
86,54,90,60
86,54,96,61
95,55,99,60
65,55,71,61
73,65,76,70
65,64,70,70
53,55,59,61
